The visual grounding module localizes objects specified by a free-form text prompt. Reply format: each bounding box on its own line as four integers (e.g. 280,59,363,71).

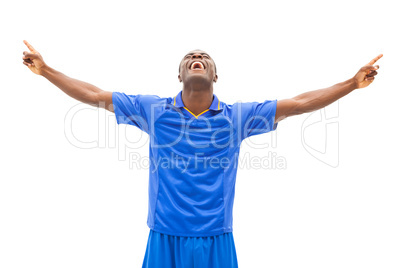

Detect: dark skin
22,40,382,123
22,40,114,112
178,49,218,115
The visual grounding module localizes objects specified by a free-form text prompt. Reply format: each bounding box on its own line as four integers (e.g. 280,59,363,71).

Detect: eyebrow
185,52,210,57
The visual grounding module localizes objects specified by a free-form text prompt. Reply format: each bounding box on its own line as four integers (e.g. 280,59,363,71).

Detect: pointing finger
367,54,383,66
23,40,37,53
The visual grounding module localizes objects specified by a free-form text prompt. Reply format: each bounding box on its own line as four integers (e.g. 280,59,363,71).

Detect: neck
181,84,214,115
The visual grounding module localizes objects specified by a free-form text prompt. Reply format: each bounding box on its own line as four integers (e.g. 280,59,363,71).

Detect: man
22,40,382,268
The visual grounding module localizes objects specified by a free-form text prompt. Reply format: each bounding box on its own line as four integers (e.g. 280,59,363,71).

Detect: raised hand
353,54,383,89
22,40,47,75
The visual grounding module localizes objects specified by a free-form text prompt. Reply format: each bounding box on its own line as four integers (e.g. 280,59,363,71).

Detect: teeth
191,61,204,70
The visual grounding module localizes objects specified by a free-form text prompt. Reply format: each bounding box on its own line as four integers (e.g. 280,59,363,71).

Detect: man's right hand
21,40,114,112
22,40,47,75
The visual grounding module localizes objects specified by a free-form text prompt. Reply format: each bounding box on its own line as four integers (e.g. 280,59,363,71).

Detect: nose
191,53,203,60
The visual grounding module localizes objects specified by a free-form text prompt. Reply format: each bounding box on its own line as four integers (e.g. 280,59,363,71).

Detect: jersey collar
173,91,221,111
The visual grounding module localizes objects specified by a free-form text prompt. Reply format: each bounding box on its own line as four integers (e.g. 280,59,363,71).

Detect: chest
151,111,239,156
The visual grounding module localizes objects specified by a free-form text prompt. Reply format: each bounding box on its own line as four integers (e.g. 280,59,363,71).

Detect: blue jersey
113,91,278,237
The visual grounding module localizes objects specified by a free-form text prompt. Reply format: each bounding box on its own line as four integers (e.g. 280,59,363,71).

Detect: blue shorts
142,229,238,268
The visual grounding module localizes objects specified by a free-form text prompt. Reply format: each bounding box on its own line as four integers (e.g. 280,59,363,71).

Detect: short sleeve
236,99,278,140
112,92,164,133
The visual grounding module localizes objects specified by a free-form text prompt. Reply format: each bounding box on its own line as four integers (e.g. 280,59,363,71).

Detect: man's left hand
353,54,383,89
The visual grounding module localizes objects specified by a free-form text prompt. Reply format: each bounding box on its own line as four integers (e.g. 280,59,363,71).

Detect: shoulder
113,92,171,105
222,100,272,111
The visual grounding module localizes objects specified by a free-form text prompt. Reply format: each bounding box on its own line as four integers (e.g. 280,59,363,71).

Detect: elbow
82,92,99,107
292,97,320,115
91,91,114,112
276,98,311,123
290,99,307,116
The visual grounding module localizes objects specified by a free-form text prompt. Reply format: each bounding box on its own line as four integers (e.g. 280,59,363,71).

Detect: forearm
41,65,102,105
275,54,381,123
293,78,357,114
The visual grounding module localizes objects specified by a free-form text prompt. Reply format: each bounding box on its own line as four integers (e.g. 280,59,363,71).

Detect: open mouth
190,61,205,70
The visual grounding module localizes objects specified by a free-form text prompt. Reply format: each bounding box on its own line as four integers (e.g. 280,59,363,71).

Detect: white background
1,0,401,267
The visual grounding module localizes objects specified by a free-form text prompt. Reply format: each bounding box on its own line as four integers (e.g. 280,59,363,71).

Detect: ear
213,74,218,83
178,74,182,82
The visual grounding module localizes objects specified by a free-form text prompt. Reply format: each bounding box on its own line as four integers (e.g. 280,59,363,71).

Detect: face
178,50,218,85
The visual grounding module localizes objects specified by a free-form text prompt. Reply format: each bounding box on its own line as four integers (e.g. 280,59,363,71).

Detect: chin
185,74,212,86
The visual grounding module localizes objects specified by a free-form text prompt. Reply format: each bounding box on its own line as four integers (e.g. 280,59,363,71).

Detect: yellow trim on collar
183,107,210,119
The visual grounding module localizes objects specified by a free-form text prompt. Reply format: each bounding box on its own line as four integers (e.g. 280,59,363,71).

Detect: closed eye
184,54,210,58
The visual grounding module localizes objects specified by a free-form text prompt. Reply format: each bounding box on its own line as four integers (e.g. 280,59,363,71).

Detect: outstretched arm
22,40,114,112
275,54,382,123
